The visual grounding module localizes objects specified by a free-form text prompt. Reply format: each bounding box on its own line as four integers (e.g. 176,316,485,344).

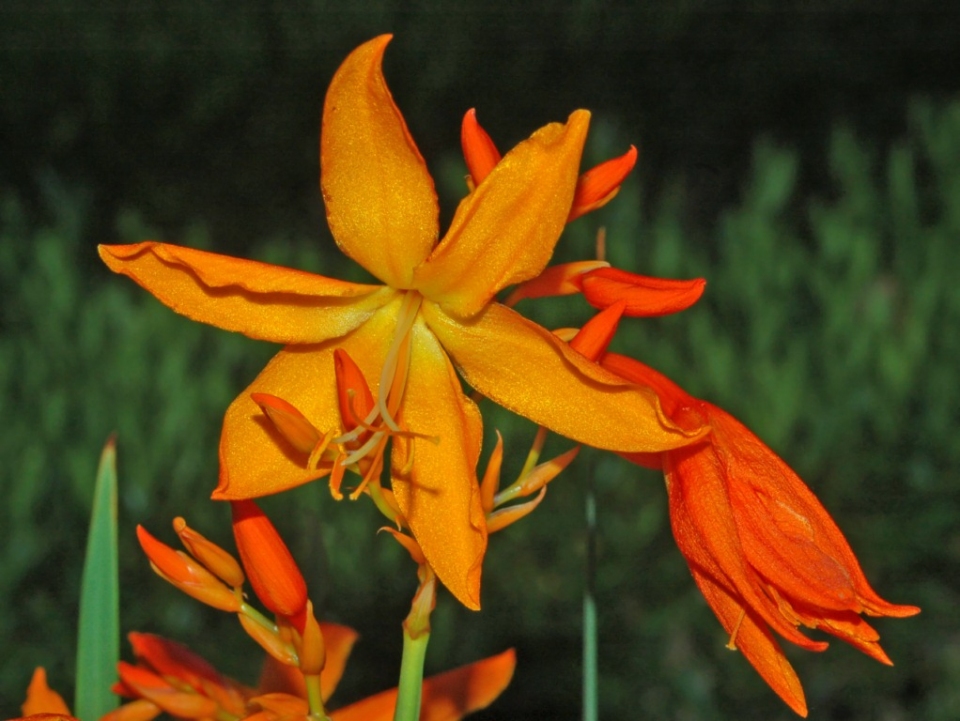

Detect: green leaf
75,436,120,719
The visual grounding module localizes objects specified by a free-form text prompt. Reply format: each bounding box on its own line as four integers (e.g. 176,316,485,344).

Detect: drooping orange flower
98,34,704,608
600,350,920,717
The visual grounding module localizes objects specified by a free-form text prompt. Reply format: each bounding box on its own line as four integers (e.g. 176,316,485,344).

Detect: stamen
328,458,347,501
306,430,335,470
322,291,438,505
376,290,421,431
726,608,747,651
349,446,385,501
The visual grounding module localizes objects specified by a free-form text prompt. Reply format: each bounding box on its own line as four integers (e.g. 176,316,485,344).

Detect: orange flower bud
333,349,375,434
568,145,638,222
486,488,547,534
238,613,299,667
231,501,308,618
251,393,322,456
172,518,245,588
297,601,326,676
136,526,241,612
117,663,218,720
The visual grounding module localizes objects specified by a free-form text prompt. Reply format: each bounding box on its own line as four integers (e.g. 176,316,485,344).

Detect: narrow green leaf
75,436,120,719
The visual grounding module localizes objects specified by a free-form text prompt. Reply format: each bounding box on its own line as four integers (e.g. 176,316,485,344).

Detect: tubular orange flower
231,500,308,620
98,34,703,609
601,352,920,717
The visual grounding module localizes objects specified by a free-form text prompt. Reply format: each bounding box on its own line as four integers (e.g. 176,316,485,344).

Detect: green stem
583,468,598,721
304,674,330,721
393,627,431,721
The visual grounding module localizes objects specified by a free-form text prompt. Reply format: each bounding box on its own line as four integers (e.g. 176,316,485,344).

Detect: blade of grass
75,436,120,719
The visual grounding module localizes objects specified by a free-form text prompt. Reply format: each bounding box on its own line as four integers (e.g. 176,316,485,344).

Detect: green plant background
2,3,958,720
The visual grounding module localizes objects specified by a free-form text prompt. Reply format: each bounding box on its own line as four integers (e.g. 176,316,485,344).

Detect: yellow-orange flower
602,351,919,717
98,35,703,608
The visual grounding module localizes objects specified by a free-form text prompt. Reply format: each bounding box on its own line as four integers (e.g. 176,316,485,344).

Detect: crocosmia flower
98,35,704,609
602,351,919,717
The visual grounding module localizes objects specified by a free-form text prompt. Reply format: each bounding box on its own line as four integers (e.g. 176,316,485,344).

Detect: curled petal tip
461,108,502,187
568,144,638,222
580,268,706,317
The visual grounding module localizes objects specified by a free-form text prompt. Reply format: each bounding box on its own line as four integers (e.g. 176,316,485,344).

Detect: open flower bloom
98,34,704,608
14,629,513,721
601,351,920,717
105,626,514,721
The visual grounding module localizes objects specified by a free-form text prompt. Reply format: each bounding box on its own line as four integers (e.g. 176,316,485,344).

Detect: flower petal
705,404,921,618
21,668,71,717
579,267,706,317
568,144,638,222
423,301,706,452
213,303,399,500
329,649,516,721
461,108,501,187
99,242,393,343
414,111,590,318
689,570,809,718
389,316,486,610
664,443,829,652
256,622,359,703
321,34,439,287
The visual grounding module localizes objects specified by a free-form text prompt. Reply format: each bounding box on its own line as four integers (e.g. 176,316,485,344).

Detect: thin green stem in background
583,468,598,721
75,437,120,720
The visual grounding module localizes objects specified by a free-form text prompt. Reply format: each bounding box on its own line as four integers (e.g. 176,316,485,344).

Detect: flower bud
231,501,308,619
173,518,245,588
137,526,241,612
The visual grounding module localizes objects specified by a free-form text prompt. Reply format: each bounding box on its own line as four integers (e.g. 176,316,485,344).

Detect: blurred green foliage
2,92,958,720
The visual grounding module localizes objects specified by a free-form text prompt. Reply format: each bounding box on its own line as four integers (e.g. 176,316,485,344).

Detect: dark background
2,2,958,719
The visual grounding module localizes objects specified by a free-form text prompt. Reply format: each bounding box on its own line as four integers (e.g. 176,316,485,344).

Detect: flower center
338,290,422,456
328,290,431,500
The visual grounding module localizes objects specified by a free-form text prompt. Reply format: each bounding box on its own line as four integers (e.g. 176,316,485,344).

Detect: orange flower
108,625,514,721
17,668,74,720
601,351,920,716
98,35,702,608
